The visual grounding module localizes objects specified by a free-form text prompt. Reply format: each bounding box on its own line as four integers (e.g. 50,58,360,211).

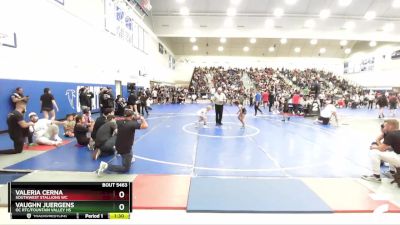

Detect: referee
212,87,226,126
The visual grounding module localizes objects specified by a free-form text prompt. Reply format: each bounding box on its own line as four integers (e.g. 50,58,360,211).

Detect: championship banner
105,0,138,47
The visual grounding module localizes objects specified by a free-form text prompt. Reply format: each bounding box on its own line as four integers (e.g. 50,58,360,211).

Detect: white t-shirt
197,108,208,117
32,119,52,137
320,104,336,118
213,92,226,105
368,94,375,101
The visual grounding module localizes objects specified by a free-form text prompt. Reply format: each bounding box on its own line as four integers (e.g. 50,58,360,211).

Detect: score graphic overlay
8,182,131,219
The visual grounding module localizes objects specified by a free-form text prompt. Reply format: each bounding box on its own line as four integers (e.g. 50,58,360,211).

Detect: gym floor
0,103,400,216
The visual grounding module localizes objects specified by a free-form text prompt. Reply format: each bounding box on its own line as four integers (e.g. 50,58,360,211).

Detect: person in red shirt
292,91,301,115
337,98,345,108
262,90,269,110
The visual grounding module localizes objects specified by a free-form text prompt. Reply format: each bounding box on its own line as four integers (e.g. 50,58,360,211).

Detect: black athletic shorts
41,107,53,112
318,116,330,125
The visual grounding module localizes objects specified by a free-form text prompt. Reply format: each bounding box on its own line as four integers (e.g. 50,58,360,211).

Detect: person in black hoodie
74,115,91,146
91,108,114,142
139,93,149,116
115,95,127,116
268,92,275,112
79,87,94,111
97,110,148,175
0,100,34,154
127,92,138,113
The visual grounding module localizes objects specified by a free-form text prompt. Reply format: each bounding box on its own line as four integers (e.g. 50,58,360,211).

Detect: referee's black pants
215,104,223,125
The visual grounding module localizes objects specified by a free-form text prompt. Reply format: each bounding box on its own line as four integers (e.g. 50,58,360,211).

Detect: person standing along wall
11,87,29,109
40,88,59,120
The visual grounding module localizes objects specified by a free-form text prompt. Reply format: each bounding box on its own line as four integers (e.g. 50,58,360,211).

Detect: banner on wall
0,79,117,131
104,0,147,52
65,85,103,113
344,56,375,74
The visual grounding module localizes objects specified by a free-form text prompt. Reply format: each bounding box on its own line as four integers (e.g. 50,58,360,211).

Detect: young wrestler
195,105,212,128
235,101,247,128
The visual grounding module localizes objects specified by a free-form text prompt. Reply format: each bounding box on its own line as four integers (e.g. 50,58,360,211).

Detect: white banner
105,0,134,46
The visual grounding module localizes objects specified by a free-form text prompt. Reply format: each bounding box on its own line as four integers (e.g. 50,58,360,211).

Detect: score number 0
118,191,125,211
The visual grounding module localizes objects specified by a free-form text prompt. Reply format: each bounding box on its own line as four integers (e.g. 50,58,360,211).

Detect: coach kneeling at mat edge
0,100,34,154
212,87,227,126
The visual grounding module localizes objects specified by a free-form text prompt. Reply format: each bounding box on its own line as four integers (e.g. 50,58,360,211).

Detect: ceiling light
343,21,355,30
274,8,284,17
319,9,331,19
220,37,227,43
227,8,237,17
364,11,376,20
190,37,196,43
340,40,348,46
230,0,241,5
338,0,352,7
224,18,234,27
265,19,274,28
180,7,189,16
383,23,395,32
294,47,301,53
243,46,249,52
285,0,298,5
192,45,199,51
176,0,185,3
269,46,275,52
218,46,224,52
344,48,352,54
280,38,287,44
319,48,326,54
310,39,318,45
393,0,400,8
179,7,190,16
369,41,377,47
183,18,192,27
250,38,257,44
304,19,316,28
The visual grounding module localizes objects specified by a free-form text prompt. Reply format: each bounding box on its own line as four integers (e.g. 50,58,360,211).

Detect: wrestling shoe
361,174,381,183
97,161,108,176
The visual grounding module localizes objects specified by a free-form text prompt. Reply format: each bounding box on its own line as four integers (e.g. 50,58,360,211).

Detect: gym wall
0,0,174,131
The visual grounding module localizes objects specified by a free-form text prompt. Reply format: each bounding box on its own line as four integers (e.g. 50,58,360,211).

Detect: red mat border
23,140,72,151
132,175,190,210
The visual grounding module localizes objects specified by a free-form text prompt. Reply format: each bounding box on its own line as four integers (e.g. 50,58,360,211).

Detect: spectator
254,90,263,116
40,88,59,120
0,100,34,154
79,87,94,111
64,114,76,137
362,119,400,182
29,112,64,146
11,87,29,108
74,115,91,146
97,110,148,175
92,115,118,160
